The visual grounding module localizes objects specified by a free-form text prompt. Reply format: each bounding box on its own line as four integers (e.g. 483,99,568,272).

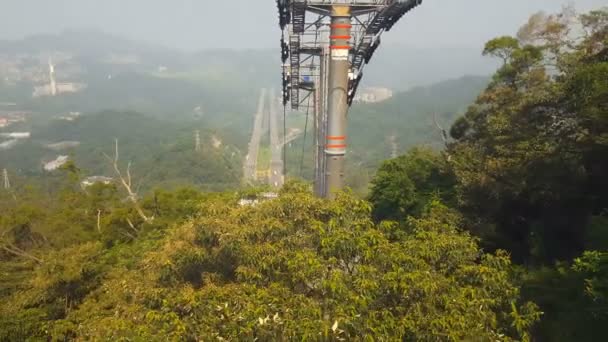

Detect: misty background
1,1,607,198
1,0,605,50
1,0,606,174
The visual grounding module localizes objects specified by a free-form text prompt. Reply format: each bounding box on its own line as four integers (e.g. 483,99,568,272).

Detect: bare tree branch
126,218,140,235
119,231,137,241
126,162,132,188
433,112,449,145
114,138,119,165
97,209,102,233
432,112,453,162
103,139,151,223
1,244,44,264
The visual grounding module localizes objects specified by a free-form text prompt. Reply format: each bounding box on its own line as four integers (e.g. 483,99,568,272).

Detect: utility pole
195,130,201,152
244,88,267,182
324,5,351,198
3,168,10,190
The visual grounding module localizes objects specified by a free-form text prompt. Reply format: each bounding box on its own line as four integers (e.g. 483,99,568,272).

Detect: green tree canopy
1,186,538,340
449,7,608,264
368,148,456,222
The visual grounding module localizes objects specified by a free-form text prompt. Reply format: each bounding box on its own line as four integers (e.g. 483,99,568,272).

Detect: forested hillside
0,7,606,341
286,75,489,194
370,8,608,340
1,111,242,192
0,30,273,130
340,76,488,194
0,182,540,340
350,75,489,162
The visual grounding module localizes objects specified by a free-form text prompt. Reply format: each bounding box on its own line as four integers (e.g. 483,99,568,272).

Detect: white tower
3,168,10,190
48,58,57,96
195,130,201,152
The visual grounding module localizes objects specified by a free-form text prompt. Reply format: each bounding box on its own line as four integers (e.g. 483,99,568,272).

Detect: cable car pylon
276,0,424,198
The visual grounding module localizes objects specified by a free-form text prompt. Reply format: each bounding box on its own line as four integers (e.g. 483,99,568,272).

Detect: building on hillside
43,155,69,172
55,111,82,121
0,132,30,139
0,139,19,150
33,83,86,97
32,56,86,97
81,176,114,188
353,87,393,103
0,111,28,128
238,192,279,207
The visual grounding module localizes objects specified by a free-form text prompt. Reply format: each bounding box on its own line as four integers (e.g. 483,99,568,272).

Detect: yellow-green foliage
2,186,538,340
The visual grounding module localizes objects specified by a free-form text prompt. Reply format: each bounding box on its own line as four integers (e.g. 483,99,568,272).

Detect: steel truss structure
276,0,423,197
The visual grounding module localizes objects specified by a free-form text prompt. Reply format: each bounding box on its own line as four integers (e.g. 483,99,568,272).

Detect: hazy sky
0,0,605,50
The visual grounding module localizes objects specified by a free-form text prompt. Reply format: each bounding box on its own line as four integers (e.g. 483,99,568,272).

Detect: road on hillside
243,88,267,182
268,89,285,188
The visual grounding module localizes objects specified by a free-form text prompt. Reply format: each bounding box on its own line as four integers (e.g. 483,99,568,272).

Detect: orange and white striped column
324,4,351,198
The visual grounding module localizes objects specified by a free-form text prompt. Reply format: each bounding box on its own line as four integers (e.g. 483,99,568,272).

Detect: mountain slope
348,75,489,165
360,44,498,91
1,111,242,192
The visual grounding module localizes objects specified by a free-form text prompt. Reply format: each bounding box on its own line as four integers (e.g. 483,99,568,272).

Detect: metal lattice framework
276,0,423,197
277,0,423,110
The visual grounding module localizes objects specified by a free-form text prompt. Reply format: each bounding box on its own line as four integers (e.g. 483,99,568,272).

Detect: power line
283,101,287,177
299,93,312,177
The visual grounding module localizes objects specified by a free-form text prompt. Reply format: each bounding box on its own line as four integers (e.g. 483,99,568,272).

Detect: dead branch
126,162,132,188
432,112,452,162
1,244,44,264
126,218,140,235
433,112,449,145
119,231,137,241
103,139,151,223
97,209,102,233
114,138,119,165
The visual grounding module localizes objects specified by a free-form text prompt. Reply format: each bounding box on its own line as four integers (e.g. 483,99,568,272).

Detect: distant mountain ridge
0,30,496,91
1,111,242,192
0,29,178,61
362,44,498,90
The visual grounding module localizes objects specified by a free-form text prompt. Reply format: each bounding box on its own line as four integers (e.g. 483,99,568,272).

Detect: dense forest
0,8,607,341
1,111,243,192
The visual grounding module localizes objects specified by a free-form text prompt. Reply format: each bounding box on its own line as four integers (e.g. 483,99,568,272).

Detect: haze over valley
1,1,607,340
0,28,494,190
